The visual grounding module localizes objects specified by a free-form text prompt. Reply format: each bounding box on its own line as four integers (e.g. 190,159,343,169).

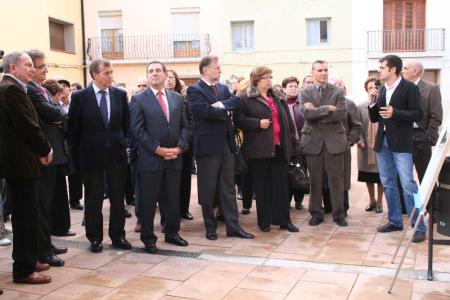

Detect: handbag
234,132,248,175
288,155,310,193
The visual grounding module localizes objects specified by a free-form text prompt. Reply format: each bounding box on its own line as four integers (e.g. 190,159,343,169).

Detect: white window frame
306,18,331,47
231,21,255,51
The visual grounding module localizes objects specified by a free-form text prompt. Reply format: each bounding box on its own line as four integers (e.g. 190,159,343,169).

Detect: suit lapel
87,85,107,129
108,87,117,129
166,89,175,124
389,78,405,107
145,88,168,123
198,80,218,103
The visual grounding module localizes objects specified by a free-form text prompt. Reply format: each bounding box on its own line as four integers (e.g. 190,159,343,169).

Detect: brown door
383,0,426,52
101,29,124,59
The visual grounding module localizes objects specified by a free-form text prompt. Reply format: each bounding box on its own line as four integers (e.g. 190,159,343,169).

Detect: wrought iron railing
367,28,445,52
87,33,211,60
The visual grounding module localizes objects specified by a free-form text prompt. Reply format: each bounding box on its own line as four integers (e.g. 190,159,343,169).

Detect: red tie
156,90,168,120
210,84,218,96
39,85,50,102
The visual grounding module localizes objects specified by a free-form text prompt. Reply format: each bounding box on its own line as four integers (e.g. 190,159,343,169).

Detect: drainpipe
80,0,87,87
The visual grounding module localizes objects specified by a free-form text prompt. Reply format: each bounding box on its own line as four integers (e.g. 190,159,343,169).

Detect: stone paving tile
39,283,113,300
64,249,124,270
411,294,450,300
286,281,352,300
0,289,41,299
413,279,450,297
141,256,210,281
348,274,413,300
301,269,358,287
223,288,286,300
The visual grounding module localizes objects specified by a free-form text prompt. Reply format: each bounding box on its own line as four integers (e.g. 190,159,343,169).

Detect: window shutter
49,20,65,51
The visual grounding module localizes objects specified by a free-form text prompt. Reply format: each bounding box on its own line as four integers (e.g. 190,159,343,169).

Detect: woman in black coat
235,66,298,232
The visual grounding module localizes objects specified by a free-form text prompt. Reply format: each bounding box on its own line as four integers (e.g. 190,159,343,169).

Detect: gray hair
408,59,425,76
25,49,45,64
89,58,111,79
2,51,25,74
199,55,219,75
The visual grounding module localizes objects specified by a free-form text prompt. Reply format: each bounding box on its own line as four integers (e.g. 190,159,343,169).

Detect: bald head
402,60,424,82
135,76,148,92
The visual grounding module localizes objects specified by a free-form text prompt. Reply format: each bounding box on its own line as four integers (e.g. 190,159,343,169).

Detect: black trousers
138,168,181,245
81,154,126,243
38,166,57,258
124,163,134,203
51,165,71,235
7,178,40,278
180,147,193,214
196,146,241,235
289,188,304,205
240,171,253,210
68,172,82,204
248,151,291,229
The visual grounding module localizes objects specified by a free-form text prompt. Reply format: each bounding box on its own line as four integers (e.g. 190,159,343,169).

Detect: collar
201,77,217,86
414,78,421,85
314,83,327,90
385,76,402,90
4,74,27,92
92,83,109,95
150,87,166,97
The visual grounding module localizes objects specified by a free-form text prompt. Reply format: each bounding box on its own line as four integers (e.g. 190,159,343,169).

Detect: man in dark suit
130,61,190,253
187,55,254,240
0,51,53,284
368,54,426,243
26,50,68,268
68,58,131,253
300,60,348,227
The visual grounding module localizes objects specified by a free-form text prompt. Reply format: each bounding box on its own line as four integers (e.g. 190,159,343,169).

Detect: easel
389,120,450,293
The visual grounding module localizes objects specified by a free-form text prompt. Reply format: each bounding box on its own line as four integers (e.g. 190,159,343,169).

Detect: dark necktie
318,86,324,98
210,84,218,96
99,90,108,126
156,90,168,120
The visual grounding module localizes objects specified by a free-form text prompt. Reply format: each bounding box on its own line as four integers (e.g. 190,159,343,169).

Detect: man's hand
156,146,182,160
357,140,365,149
379,105,393,119
328,105,337,112
260,119,271,129
211,101,222,108
39,150,53,166
304,102,315,109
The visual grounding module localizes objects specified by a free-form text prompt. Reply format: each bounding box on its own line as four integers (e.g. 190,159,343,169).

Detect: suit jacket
368,77,423,153
68,84,129,173
0,76,51,179
187,80,240,156
417,79,443,145
344,98,362,146
299,83,348,155
130,88,189,172
27,82,68,166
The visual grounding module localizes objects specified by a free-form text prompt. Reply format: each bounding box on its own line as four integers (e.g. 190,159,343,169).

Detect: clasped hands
156,146,182,160
39,150,53,166
303,102,336,112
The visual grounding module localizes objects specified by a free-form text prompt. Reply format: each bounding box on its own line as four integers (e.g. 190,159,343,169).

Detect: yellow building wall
0,0,84,86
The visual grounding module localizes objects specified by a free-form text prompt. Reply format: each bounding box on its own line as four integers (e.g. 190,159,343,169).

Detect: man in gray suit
300,60,348,226
130,61,190,253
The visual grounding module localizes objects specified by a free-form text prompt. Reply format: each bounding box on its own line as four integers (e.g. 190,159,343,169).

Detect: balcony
87,33,211,61
367,28,445,53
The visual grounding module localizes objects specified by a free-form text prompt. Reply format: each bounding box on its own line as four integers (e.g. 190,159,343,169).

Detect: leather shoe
70,202,84,210
124,209,132,218
377,223,403,233
14,272,51,284
52,231,76,237
309,217,323,226
35,262,50,272
206,232,218,240
241,208,250,215
334,217,348,227
180,211,193,220
259,226,270,232
227,229,254,239
53,246,68,255
90,241,103,253
412,231,426,243
144,243,158,254
165,235,189,246
112,237,132,250
40,255,65,267
280,223,299,232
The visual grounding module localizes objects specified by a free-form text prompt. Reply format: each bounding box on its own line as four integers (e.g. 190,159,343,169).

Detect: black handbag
288,155,310,193
235,133,248,175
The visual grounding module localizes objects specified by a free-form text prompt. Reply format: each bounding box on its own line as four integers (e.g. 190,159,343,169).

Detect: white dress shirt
384,76,402,106
92,83,111,122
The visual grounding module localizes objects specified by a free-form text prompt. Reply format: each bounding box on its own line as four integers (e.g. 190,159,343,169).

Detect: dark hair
71,82,83,90
146,60,167,73
302,75,313,83
166,69,182,93
89,58,111,79
42,79,62,96
25,49,45,64
379,54,402,76
281,76,299,88
199,55,219,75
312,60,327,70
364,76,378,92
58,79,70,88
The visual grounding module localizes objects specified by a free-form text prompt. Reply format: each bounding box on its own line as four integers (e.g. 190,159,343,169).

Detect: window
231,21,254,51
99,11,123,59
171,9,201,58
306,18,330,46
49,18,75,53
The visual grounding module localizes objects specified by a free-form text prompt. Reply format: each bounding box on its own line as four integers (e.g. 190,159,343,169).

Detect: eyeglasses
261,75,273,80
137,84,148,88
34,64,47,69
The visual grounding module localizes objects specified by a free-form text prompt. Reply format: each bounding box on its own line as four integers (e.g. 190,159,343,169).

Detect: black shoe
126,196,135,206
216,212,225,222
280,223,299,232
165,235,189,247
365,201,376,212
112,237,132,250
227,229,255,239
90,241,103,253
70,202,84,210
259,226,270,232
242,208,250,215
52,230,76,237
334,217,348,227
206,232,218,240
180,211,193,220
53,246,68,255
309,217,323,226
412,231,426,243
40,255,65,267
124,209,132,218
144,243,158,254
377,223,403,233
295,202,303,210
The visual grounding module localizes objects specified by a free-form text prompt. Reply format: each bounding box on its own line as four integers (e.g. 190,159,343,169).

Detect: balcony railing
367,28,445,53
87,33,211,61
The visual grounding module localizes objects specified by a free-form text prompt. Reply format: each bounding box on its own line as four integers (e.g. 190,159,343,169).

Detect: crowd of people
0,51,442,286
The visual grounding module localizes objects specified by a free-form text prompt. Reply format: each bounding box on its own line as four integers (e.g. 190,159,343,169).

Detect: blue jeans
376,137,426,232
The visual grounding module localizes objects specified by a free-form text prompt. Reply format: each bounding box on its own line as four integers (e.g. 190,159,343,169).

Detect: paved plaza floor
1,153,450,299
